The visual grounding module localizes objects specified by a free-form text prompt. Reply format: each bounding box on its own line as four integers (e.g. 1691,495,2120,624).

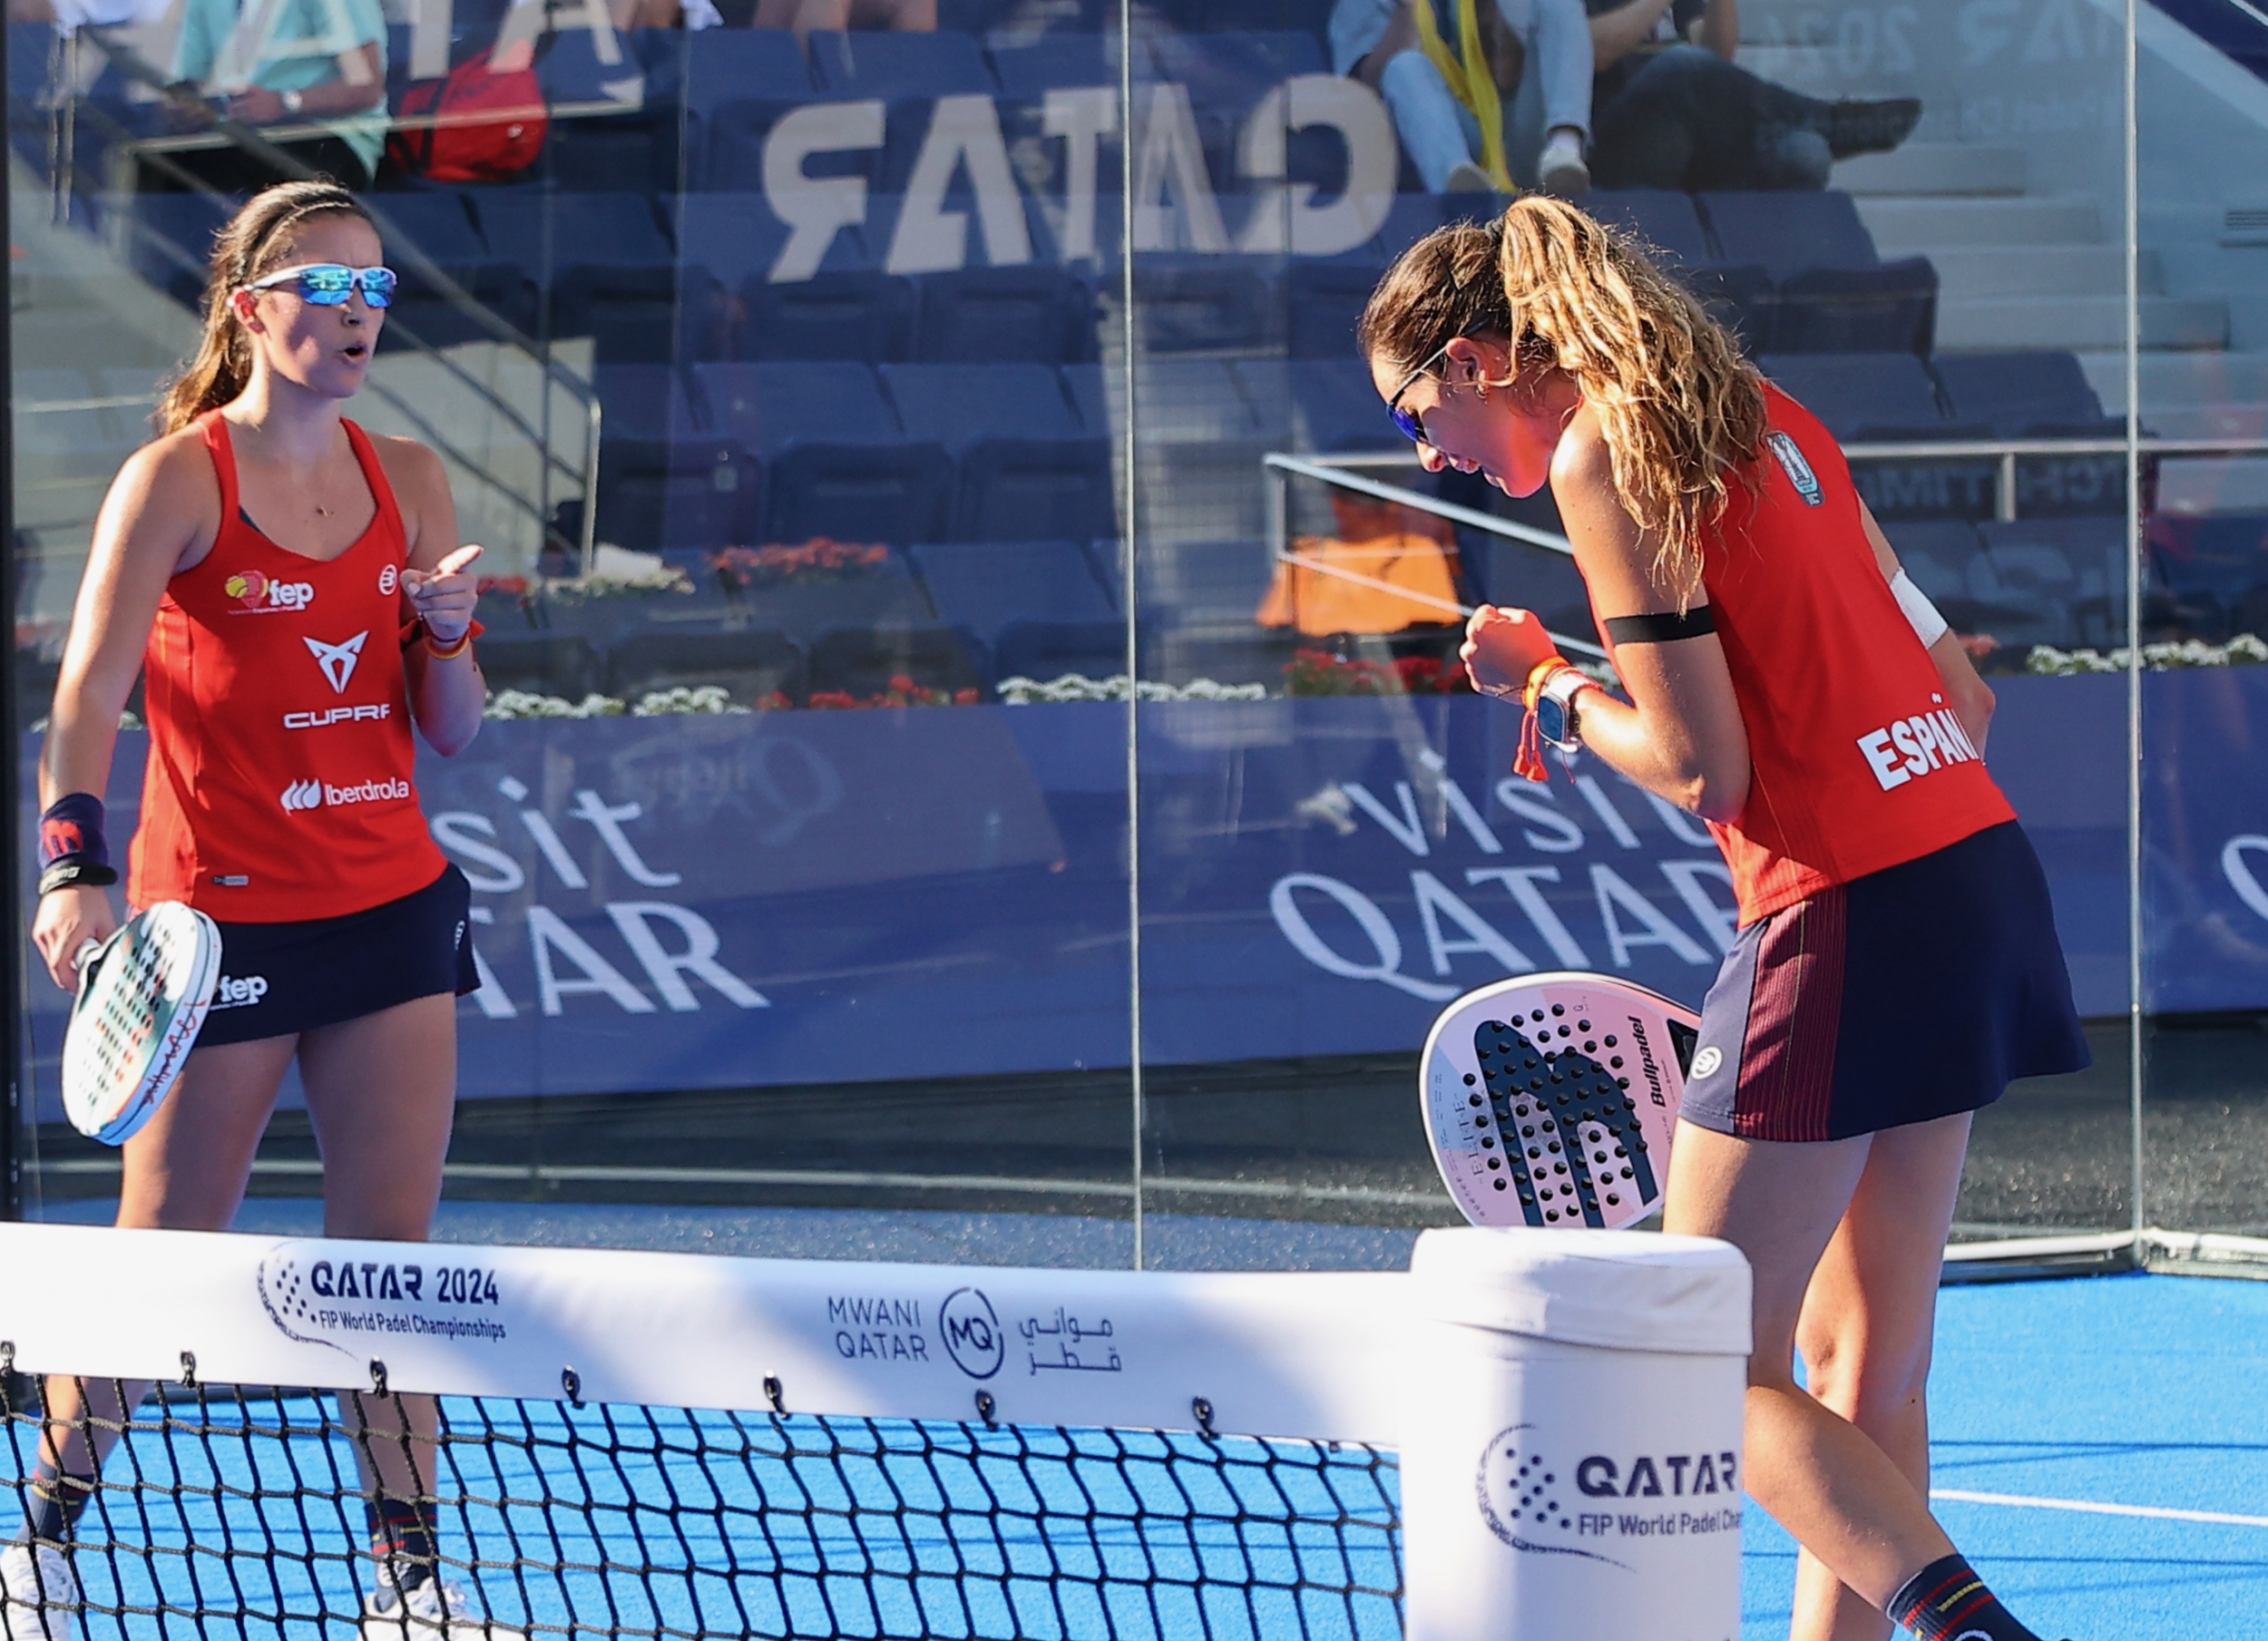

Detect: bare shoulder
110,425,221,523
367,430,448,497
1549,404,1618,495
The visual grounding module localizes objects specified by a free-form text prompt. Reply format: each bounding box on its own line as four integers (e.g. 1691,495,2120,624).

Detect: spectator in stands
162,0,387,191
1334,0,1594,196
1586,0,1920,190
752,0,932,34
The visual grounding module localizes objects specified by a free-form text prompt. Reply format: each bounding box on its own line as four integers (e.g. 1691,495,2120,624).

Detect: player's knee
1798,1321,1931,1429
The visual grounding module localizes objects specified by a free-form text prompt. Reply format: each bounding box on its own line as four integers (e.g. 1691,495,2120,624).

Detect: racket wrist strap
39,860,118,895
38,792,115,893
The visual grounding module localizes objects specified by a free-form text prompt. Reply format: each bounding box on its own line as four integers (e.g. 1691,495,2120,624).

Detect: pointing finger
435,544,485,577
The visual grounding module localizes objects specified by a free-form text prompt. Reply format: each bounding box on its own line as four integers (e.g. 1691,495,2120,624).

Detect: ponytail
154,179,374,436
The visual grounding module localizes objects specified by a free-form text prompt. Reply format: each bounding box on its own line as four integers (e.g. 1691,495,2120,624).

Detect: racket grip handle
72,938,101,973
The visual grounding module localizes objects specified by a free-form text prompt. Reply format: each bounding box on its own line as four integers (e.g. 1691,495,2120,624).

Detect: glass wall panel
5,2,1141,1255
2138,0,2268,1236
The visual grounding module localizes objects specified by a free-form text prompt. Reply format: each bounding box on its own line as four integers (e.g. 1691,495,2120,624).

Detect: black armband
1603,607,1716,645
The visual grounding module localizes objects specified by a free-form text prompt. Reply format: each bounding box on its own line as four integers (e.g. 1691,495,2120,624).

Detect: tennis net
0,1225,1409,1641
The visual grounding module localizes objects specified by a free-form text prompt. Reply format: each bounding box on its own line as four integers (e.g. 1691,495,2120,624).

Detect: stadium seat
367,192,534,346
1700,191,1879,282
990,33,1121,97
908,266,1094,364
1701,191,1934,354
121,192,237,308
1587,190,1711,269
605,628,807,707
808,622,989,699
477,634,606,700
1232,358,1395,453
536,28,682,194
1130,259,1277,353
696,361,953,543
685,29,816,190
883,363,1111,540
592,365,757,551
1934,351,2115,435
736,216,917,361
1757,353,1957,442
909,541,1117,639
1286,260,1384,359
1882,520,1983,604
1980,517,2127,645
1681,264,1777,355
991,618,1128,685
1136,538,1278,626
478,192,687,364
807,28,994,98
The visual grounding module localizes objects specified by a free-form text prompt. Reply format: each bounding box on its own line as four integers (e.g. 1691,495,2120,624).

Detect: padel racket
1421,972,1699,1229
63,902,221,1146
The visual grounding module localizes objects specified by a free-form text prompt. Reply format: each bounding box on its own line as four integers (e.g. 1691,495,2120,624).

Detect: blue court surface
22,1202,2268,1641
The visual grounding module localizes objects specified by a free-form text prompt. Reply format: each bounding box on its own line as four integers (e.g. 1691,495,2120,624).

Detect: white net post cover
0,1223,1415,1640
1397,1227,1753,1641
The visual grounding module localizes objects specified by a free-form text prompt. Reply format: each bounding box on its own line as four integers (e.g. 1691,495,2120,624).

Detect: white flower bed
2027,634,2268,675
484,690,627,719
997,673,1271,704
631,686,751,717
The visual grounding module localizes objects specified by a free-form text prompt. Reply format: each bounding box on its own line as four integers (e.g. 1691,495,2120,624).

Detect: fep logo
211,974,269,1010
227,570,316,613
938,1286,1003,1379
304,631,367,694
280,778,324,813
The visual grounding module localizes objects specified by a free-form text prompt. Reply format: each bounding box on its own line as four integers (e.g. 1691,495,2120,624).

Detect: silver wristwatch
281,87,306,116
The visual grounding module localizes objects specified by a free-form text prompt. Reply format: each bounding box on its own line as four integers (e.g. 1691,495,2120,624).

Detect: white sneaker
1539,130,1592,198
0,1542,79,1641
1443,159,1495,193
360,1565,526,1641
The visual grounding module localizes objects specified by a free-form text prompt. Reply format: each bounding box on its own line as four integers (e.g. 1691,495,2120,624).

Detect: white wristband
1890,569,1949,649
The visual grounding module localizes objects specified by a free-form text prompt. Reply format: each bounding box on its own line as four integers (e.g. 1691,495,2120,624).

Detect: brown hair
1356,196,1767,602
155,180,376,436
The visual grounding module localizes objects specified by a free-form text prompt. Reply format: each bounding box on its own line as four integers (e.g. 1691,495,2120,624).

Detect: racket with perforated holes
62,902,221,1146
1421,972,1700,1229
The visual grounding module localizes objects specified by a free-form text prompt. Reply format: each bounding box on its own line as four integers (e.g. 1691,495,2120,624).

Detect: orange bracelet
424,628,474,661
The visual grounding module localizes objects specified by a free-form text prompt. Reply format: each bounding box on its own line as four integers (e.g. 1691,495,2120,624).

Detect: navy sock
15,1465,95,1546
367,1498,440,1591
1889,1553,2045,1641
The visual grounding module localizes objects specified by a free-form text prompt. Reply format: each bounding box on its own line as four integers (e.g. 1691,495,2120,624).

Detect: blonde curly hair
1356,196,1767,603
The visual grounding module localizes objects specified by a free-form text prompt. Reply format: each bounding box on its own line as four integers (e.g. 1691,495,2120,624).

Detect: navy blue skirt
1679,822,2088,1142
198,865,478,1047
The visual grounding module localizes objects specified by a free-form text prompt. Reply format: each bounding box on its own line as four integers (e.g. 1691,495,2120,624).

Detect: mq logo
227,570,316,613
938,1286,1003,1380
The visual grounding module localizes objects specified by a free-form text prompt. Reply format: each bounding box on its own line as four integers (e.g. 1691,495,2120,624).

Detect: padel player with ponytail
1361,198,2087,1641
3,181,513,1641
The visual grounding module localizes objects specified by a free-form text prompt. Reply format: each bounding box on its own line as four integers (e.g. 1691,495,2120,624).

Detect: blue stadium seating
591,365,757,551
122,193,237,308
1980,516,2126,643
696,361,953,543
682,27,812,117
1757,353,1960,441
367,191,537,346
535,28,685,193
1231,358,1394,452
908,265,1094,363
741,269,919,362
1587,190,1711,269
1934,351,2114,435
474,191,687,362
606,628,807,706
478,635,606,701
808,622,989,698
807,29,995,98
1286,260,1382,359
989,33,1122,97
908,541,1118,640
1701,191,1934,354
991,618,1128,685
1135,538,1278,626
1683,264,1776,355
1132,258,1277,352
882,363,1112,540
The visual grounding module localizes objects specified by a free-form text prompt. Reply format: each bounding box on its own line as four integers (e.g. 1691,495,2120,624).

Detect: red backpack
386,49,548,184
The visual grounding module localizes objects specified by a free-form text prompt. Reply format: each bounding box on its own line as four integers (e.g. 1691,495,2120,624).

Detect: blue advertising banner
25,669,2264,1122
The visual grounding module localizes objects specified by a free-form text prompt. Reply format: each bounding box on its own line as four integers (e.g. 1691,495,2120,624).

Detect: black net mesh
2,1372,1402,1640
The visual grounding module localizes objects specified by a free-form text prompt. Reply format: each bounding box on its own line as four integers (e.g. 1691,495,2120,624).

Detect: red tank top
1684,386,2015,926
130,413,446,922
